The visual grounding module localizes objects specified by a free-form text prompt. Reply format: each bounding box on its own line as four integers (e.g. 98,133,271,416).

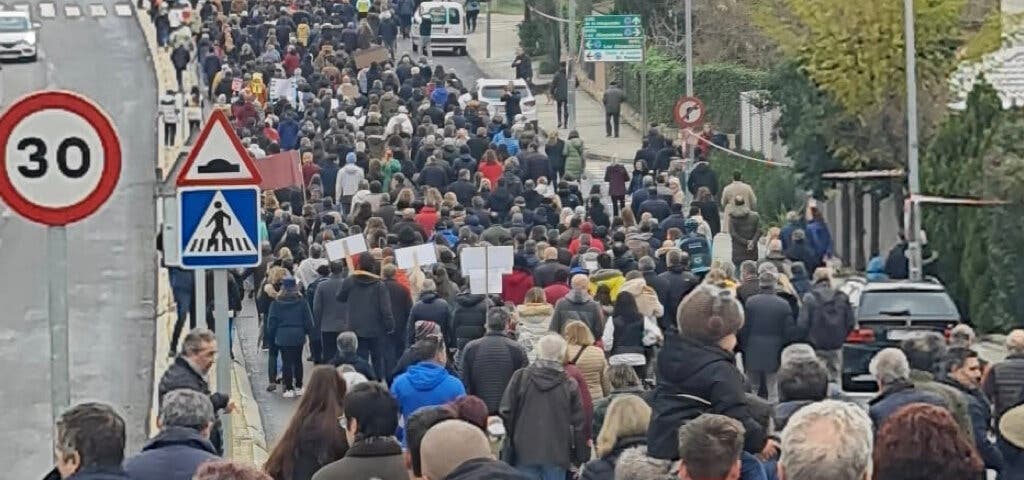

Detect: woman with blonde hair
258,265,289,391
563,320,611,400
580,395,651,480
516,287,555,361
394,187,415,210
424,187,443,209
442,191,459,209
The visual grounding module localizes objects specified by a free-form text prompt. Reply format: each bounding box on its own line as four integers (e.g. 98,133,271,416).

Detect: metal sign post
0,91,122,430
194,268,206,329
486,0,492,58
212,269,231,458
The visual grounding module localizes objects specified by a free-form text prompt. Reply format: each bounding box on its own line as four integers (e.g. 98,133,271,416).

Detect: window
858,291,959,317
0,17,30,32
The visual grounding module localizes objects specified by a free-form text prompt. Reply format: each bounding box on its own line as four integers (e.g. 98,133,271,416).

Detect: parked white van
411,1,467,56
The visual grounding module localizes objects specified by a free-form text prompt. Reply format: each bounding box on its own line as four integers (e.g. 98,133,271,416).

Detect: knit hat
676,284,745,343
420,420,492,480
414,320,441,341
282,277,298,292
1000,404,1024,449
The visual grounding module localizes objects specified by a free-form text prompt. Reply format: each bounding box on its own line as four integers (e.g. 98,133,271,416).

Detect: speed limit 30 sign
0,91,121,226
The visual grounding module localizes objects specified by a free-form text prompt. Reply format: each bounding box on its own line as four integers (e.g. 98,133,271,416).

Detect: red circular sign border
674,96,706,129
0,91,122,226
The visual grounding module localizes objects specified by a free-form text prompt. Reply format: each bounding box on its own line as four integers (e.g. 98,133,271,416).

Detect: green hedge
619,49,768,133
708,150,800,228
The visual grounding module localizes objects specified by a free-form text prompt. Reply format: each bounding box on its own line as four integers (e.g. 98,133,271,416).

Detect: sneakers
294,388,303,397
266,384,277,392
283,389,295,398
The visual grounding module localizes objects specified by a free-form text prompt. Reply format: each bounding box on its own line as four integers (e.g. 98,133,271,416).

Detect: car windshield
858,291,958,317
0,17,30,32
480,85,530,100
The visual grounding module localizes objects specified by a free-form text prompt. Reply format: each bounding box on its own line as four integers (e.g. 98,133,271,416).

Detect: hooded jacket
445,458,534,480
337,271,395,338
655,266,699,332
564,137,585,178
619,278,664,319
647,334,767,459
551,288,605,338
408,291,453,347
452,293,491,349
516,302,555,361
267,292,314,347
123,426,218,480
391,361,466,426
587,269,626,302
501,269,534,305
336,155,364,199
500,363,588,469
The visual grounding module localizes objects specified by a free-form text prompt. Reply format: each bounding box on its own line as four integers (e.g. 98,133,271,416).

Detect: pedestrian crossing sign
177,186,261,269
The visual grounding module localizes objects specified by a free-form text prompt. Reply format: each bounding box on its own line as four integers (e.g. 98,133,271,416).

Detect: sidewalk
138,5,268,465
465,13,643,178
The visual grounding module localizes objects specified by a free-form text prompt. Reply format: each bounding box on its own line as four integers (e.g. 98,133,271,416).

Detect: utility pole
486,0,492,58
903,0,923,281
567,0,577,132
684,0,695,163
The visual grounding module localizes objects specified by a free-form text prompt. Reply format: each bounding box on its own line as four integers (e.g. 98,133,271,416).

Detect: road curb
230,341,270,465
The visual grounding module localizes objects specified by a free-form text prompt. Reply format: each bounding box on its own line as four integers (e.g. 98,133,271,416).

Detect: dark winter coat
384,278,413,346
785,238,821,271
638,195,671,221
534,259,571,288
311,437,407,480
546,140,567,174
774,400,815,432
983,354,1024,419
419,162,449,190
452,293,491,350
445,458,534,480
53,467,132,480
407,291,453,347
943,379,1004,472
729,205,761,264
999,439,1024,480
691,199,721,235
551,70,569,102
330,350,376,380
686,162,718,197
500,364,588,469
868,381,947,430
448,179,478,205
550,289,605,338
656,266,699,332
122,426,218,480
313,275,348,333
740,287,794,373
522,151,551,181
337,271,395,338
647,334,767,459
159,357,229,412
580,435,647,480
460,332,530,414
268,292,314,347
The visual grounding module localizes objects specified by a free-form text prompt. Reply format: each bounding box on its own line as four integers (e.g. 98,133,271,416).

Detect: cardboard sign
395,243,438,269
460,246,514,294
326,234,368,262
269,78,297,105
354,45,390,69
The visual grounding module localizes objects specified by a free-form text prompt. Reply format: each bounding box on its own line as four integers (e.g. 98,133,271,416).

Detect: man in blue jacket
391,335,465,443
123,390,219,480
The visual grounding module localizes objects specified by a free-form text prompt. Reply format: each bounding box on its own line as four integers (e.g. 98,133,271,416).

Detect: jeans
279,346,304,390
749,370,779,402
358,336,390,380
421,36,432,57
816,349,842,383
556,100,568,127
309,333,323,364
516,465,566,480
169,287,195,354
605,111,620,137
267,344,280,384
321,331,340,364
466,10,479,32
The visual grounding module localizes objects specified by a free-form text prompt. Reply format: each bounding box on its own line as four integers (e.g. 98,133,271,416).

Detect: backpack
679,236,712,273
808,290,849,350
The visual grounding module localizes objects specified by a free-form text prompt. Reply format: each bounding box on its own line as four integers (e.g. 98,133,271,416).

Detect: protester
867,347,946,429
267,277,315,397
999,401,1024,479
942,347,1003,473
984,329,1024,420
516,287,555,360
337,252,396,380
580,395,650,480
158,328,234,455
391,335,466,442
264,366,348,480
676,414,745,480
329,331,376,380
901,333,973,437
460,307,529,414
873,403,984,480
312,382,406,480
773,355,829,431
420,419,531,480
740,271,795,402
563,319,612,400
45,402,129,480
778,400,873,480
601,291,662,381
500,334,589,478
796,268,853,382
123,390,218,480
551,274,605,338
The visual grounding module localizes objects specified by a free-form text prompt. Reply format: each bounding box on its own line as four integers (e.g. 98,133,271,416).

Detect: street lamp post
904,0,923,281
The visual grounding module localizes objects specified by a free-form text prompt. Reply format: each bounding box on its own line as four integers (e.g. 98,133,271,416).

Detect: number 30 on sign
0,91,122,226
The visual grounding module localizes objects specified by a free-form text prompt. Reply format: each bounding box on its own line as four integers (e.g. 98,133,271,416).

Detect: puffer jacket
566,344,611,400
267,292,314,347
452,293,491,350
619,278,664,319
587,269,626,302
564,137,585,179
461,332,529,414
647,334,767,459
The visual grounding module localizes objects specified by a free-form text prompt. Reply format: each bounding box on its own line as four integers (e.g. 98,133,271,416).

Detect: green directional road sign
583,14,643,63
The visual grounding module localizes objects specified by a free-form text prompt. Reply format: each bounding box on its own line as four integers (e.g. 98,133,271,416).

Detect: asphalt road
0,2,158,476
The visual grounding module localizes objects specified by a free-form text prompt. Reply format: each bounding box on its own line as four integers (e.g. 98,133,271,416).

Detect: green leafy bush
517,20,547,58
538,59,559,75
708,150,800,229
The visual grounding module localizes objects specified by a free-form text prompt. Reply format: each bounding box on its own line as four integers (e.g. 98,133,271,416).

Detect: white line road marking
64,4,80,16
88,4,106,15
13,3,28,11
114,3,132,16
39,3,55,17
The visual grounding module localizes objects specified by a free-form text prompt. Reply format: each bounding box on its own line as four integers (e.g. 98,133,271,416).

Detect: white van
411,1,467,56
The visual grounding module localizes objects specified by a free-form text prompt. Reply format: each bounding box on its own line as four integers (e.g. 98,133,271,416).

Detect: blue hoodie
277,117,300,150
391,361,465,441
866,256,888,282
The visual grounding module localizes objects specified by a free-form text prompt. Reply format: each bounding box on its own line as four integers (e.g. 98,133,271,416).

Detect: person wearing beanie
420,420,531,480
739,271,794,402
267,277,314,398
647,284,767,460
408,279,453,347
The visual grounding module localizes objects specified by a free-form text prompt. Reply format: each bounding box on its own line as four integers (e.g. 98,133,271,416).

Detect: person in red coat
568,223,605,255
415,205,440,238
502,255,534,306
478,150,504,189
543,269,571,305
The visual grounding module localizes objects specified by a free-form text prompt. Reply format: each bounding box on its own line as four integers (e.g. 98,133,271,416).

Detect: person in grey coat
313,261,349,364
602,81,624,137
123,390,218,480
459,307,529,414
740,271,795,402
550,274,605,338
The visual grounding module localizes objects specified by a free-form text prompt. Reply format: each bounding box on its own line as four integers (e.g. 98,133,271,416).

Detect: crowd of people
46,0,1024,479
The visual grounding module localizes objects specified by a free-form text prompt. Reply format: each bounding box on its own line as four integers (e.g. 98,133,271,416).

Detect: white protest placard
269,78,297,105
326,234,368,262
460,246,515,294
395,243,438,269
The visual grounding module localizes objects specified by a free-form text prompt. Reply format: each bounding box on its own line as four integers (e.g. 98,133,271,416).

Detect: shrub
517,20,547,57
708,150,800,229
538,59,560,75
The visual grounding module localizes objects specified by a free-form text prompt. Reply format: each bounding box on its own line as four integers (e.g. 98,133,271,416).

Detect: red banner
254,151,303,191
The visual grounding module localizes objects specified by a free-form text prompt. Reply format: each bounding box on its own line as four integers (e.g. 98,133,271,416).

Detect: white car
0,11,39,62
412,1,467,55
475,78,538,125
